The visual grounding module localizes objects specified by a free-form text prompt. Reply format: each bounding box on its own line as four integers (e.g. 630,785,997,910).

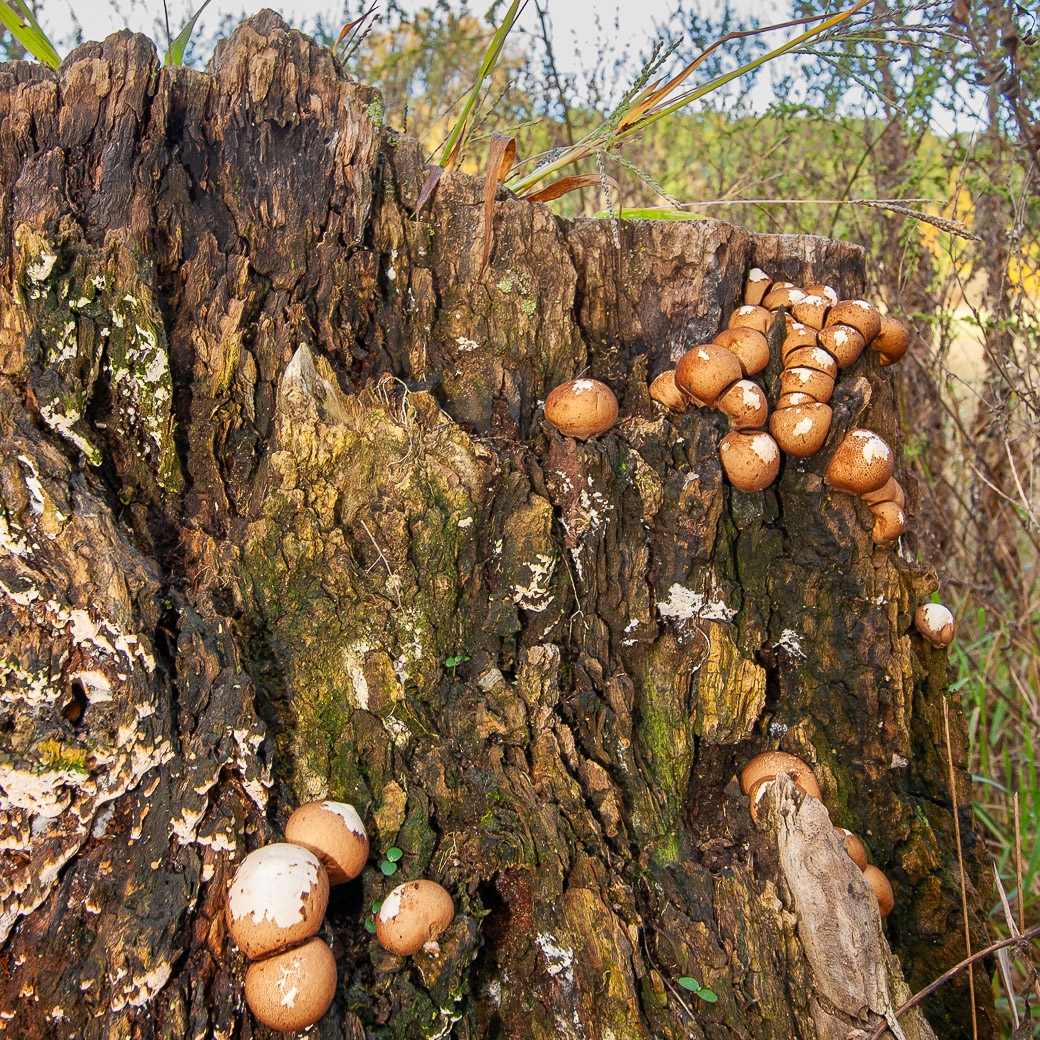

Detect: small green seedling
678,977,718,1002
364,899,382,933
380,846,402,876
444,653,470,676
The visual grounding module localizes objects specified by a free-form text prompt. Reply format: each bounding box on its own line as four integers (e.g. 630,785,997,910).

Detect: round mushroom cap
779,366,835,403
714,327,770,376
727,304,772,335
245,937,337,1032
744,267,773,307
740,750,820,796
825,300,881,344
862,864,895,918
675,344,743,406
776,392,816,409
719,431,781,492
805,283,840,306
717,380,769,430
836,828,869,871
826,429,893,495
285,801,370,885
861,477,905,509
746,760,824,824
781,322,819,360
649,370,692,411
870,500,907,543
818,324,867,369
770,403,833,458
544,379,619,440
783,345,839,379
376,879,455,956
763,284,807,311
914,603,956,648
873,315,910,363
791,294,830,330
226,844,329,959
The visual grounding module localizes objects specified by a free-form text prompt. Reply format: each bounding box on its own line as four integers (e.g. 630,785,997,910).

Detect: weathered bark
0,13,996,1039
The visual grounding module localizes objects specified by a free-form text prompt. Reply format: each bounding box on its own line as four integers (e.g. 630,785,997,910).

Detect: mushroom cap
770,403,833,458
745,758,824,824
861,476,905,509
862,864,895,918
717,380,769,430
649,370,692,411
727,304,772,335
779,366,835,403
744,267,773,307
805,283,840,306
713,327,770,376
826,429,894,494
740,750,820,796
914,603,956,648
226,844,329,959
781,322,819,360
870,500,907,543
719,431,781,492
791,294,831,330
825,300,881,344
375,879,455,956
836,828,869,871
776,392,816,409
873,315,910,363
285,801,370,885
818,324,867,368
783,345,839,379
245,937,337,1032
763,285,808,311
675,344,743,406
544,379,619,440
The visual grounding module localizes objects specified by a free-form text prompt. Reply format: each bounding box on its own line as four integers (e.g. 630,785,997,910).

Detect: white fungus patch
570,379,597,393
775,629,807,659
657,584,736,622
322,801,367,837
536,934,575,984
455,337,479,352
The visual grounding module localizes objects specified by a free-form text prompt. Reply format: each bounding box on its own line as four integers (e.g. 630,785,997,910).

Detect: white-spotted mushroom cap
914,603,956,648
285,801,370,885
226,844,329,959
744,267,773,307
727,304,772,335
783,345,839,380
825,300,881,344
826,429,894,494
792,294,830,330
713,327,770,376
769,403,833,458
781,322,819,360
544,379,619,440
870,500,906,543
873,315,910,365
719,431,781,492
776,392,816,409
244,937,337,1031
375,879,455,956
862,864,895,918
763,284,808,311
836,827,869,871
779,367,835,404
717,380,769,430
862,476,905,509
805,283,840,306
675,344,742,406
818,324,867,369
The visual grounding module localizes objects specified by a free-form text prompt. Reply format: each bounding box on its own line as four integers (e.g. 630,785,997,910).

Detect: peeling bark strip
0,13,996,1040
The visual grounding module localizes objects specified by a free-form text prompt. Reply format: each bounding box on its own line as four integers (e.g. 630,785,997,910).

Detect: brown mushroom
781,322,819,360
835,827,869,871
873,315,910,364
861,476,905,509
763,284,807,311
770,403,833,458
825,300,881,344
740,751,822,796
776,392,817,409
805,283,839,306
285,800,369,885
728,304,772,335
783,345,839,380
826,429,894,494
544,379,619,440
818,324,867,369
779,366,835,403
717,380,769,430
914,603,956,648
649,370,693,411
676,344,743,406
719,431,781,492
375,879,455,956
245,937,337,1032
862,864,895,918
870,500,907,543
792,294,830,330
714,327,770,376
744,267,773,306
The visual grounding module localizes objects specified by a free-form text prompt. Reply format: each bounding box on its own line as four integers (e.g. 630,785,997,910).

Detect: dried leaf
525,174,622,204
481,133,517,277
416,165,444,216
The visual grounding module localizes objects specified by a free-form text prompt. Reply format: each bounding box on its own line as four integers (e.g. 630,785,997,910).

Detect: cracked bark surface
0,13,997,1039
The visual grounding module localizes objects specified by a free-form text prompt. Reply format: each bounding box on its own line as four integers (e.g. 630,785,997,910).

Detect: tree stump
0,13,996,1039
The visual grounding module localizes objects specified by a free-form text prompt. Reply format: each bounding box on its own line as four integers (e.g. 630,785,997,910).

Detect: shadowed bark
0,12,996,1039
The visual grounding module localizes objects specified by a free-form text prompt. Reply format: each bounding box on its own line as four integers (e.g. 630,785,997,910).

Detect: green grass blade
164,0,212,66
0,1,60,67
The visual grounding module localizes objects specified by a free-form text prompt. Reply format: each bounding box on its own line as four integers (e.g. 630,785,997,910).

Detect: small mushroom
719,431,781,492
870,500,907,543
781,322,819,360
740,751,822,798
714,327,770,376
779,367,835,403
544,379,619,440
776,392,816,409
676,344,743,406
826,429,893,494
717,380,769,430
763,284,807,311
861,476,905,509
914,603,956,648
783,345,839,380
873,315,910,365
649,370,693,411
835,827,869,871
375,879,455,956
744,268,773,306
770,403,833,458
285,800,370,885
728,304,772,335
862,864,895,918
791,294,830,330
818,324,867,368
805,283,839,306
825,300,881,345
226,844,329,959
245,937,337,1032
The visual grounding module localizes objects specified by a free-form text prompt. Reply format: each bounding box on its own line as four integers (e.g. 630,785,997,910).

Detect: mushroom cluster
740,751,895,918
224,800,456,1030
825,428,907,543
